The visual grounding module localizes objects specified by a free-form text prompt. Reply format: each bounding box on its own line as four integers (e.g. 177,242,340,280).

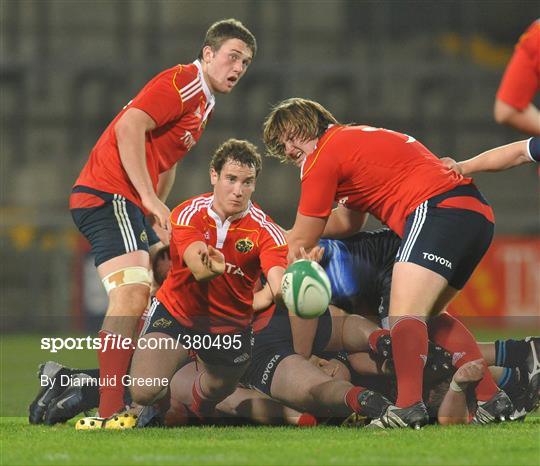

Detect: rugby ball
281,260,332,319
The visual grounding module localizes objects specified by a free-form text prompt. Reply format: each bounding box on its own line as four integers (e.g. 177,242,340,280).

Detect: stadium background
1,1,538,334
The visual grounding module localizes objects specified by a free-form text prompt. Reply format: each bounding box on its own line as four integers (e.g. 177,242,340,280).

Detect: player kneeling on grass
75,138,287,429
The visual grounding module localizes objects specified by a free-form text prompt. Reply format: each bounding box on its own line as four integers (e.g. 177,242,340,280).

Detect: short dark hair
151,245,171,286
210,138,262,177
263,98,338,162
198,18,257,59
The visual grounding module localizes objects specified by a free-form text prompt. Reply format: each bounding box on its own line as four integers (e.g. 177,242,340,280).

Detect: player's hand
310,356,347,379
295,246,325,263
453,359,484,387
142,195,172,236
309,355,327,367
200,245,225,276
440,157,463,175
150,221,170,246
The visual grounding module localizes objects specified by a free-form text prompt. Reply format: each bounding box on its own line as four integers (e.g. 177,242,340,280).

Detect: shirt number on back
361,126,416,143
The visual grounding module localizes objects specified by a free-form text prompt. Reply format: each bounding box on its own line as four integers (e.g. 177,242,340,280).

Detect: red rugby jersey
497,20,540,111
73,61,215,212
298,125,472,237
156,193,288,333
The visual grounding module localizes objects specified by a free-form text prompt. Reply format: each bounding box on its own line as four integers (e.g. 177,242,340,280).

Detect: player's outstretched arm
442,138,538,176
253,285,274,311
289,312,318,359
253,266,285,311
286,213,327,263
265,265,285,302
183,242,225,281
459,138,538,175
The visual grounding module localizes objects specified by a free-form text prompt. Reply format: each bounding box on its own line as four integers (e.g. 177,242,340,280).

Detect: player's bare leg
129,331,190,405
75,251,152,430
190,360,250,421
110,330,193,429
157,362,315,427
270,354,390,421
97,251,151,416
325,306,379,353
217,387,315,426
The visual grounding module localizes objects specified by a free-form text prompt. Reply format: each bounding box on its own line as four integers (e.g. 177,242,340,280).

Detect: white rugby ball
281,259,332,319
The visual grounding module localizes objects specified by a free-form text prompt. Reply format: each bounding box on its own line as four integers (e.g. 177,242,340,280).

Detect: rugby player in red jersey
84,138,288,428
69,20,256,425
494,20,540,136
262,98,515,428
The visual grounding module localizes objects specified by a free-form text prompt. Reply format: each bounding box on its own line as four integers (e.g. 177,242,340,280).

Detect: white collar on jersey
207,197,252,248
193,59,215,104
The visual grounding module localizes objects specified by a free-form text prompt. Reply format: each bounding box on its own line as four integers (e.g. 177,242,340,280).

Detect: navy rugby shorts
243,305,332,395
396,184,494,289
141,298,253,367
70,186,160,267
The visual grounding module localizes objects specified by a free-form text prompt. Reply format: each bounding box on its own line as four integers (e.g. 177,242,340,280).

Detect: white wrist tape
450,379,464,392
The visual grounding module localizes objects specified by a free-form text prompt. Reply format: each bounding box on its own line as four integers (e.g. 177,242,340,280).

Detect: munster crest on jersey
235,238,254,253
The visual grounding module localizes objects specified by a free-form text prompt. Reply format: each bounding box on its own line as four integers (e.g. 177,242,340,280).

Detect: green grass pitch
1,334,539,466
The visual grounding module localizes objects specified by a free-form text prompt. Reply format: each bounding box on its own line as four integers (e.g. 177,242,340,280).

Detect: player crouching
76,138,287,429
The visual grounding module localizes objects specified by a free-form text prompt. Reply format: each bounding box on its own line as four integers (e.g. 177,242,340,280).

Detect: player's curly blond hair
262,98,339,162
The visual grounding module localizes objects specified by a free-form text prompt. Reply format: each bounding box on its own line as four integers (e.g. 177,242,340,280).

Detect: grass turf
1,333,539,466
1,417,539,466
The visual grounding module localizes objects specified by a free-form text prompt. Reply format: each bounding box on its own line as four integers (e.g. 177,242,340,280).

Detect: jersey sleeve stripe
179,197,211,226
181,84,203,102
179,77,200,94
176,196,211,226
251,207,287,246
180,82,201,98
249,206,287,246
184,198,212,225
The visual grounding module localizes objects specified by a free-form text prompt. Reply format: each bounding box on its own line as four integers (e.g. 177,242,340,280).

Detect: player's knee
107,273,151,316
204,377,238,399
308,379,345,403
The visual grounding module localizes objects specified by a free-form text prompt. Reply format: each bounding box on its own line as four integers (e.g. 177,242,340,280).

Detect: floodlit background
1,1,539,332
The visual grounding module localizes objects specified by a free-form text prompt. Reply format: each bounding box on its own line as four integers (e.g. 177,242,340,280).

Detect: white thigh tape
102,266,151,294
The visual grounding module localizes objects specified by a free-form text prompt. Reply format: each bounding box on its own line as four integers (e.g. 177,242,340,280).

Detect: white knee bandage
102,266,151,294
